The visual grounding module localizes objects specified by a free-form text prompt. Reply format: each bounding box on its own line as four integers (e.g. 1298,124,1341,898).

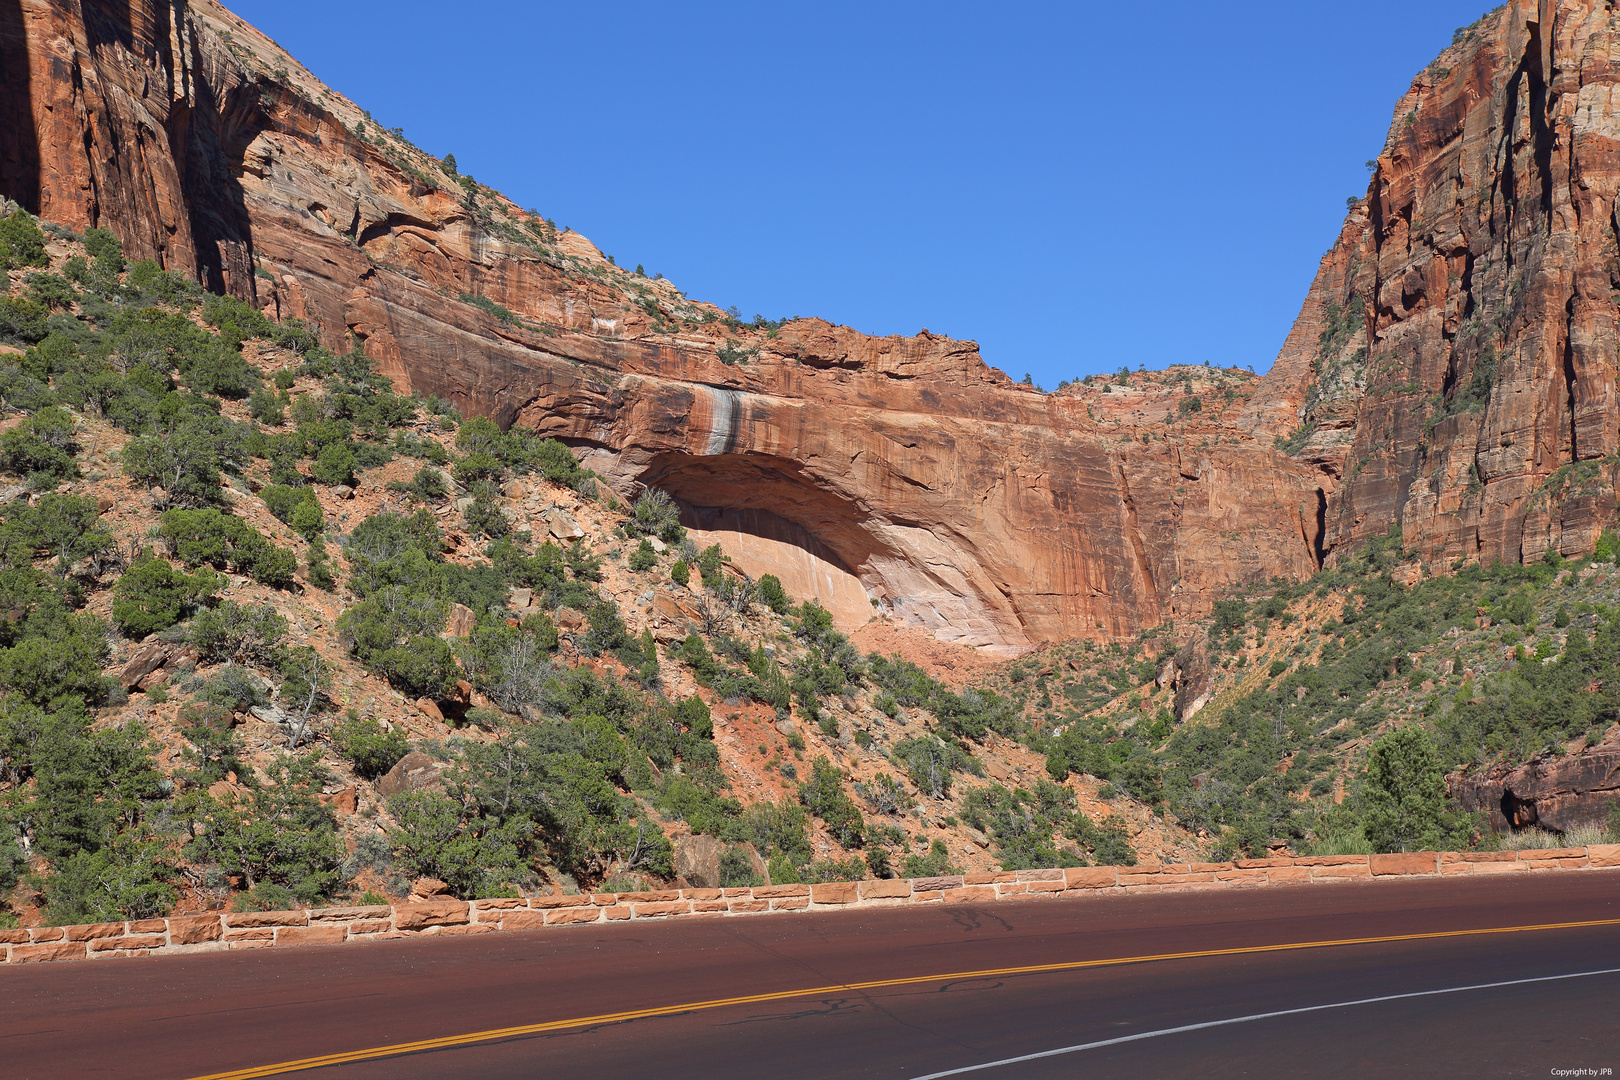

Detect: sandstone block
681,889,723,901
1015,869,1064,883
128,919,167,934
728,899,769,913
473,898,526,911
963,872,1017,885
394,902,469,930
911,876,964,892
603,906,633,920
30,927,64,942
88,932,164,952
229,940,275,950
225,910,308,928
770,898,810,911
1470,861,1529,874
1310,865,1372,879
1518,848,1585,860
1268,867,1311,883
632,902,692,918
545,908,603,926
859,879,912,899
810,883,858,905
1064,867,1117,889
494,910,548,930
169,916,223,945
347,919,394,935
1289,855,1368,867
309,905,391,922
530,895,593,909
691,900,729,913
12,942,84,963
1589,844,1620,867
67,922,126,941
224,929,275,941
433,925,497,936
276,926,346,946
753,884,810,898
942,886,997,903
1370,853,1439,876
0,928,29,944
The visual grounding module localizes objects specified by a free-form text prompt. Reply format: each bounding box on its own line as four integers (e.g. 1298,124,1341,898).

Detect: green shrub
332,718,410,780
719,844,764,887
629,489,683,543
671,559,690,587
900,840,960,878
1364,727,1467,853
188,601,287,665
186,754,348,906
628,539,657,572
387,790,524,898
0,404,80,485
42,836,178,924
289,500,325,542
797,756,864,847
110,553,219,637
248,386,284,425
758,574,790,614
312,442,357,486
0,210,48,269
159,508,297,586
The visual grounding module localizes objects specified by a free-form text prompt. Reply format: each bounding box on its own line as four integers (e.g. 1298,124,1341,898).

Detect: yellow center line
184,916,1620,1080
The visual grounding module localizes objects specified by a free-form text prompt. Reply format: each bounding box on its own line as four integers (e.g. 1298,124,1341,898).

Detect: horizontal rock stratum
6,846,1618,964
3,1,1617,649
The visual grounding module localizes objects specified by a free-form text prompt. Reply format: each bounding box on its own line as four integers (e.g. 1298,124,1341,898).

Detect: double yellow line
187,916,1620,1079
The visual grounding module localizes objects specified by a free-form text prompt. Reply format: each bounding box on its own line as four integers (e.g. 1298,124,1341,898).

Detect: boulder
1451,749,1620,833
318,786,358,814
375,752,445,797
444,603,476,637
120,640,174,690
409,877,451,899
554,606,587,632
541,508,585,541
673,834,723,890
415,698,444,722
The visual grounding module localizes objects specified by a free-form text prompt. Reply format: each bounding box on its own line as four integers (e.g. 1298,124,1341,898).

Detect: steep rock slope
1254,0,1620,567
0,0,1323,652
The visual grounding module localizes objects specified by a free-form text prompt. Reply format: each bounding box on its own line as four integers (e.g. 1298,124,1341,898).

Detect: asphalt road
6,872,1620,1080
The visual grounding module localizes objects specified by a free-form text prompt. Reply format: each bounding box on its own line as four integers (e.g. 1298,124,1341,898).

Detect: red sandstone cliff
1251,0,1620,568
5,0,1608,653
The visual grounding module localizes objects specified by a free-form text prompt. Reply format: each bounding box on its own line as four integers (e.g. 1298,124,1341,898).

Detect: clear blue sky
231,1,1497,387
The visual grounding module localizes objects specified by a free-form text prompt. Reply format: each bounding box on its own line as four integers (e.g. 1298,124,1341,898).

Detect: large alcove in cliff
637,451,880,630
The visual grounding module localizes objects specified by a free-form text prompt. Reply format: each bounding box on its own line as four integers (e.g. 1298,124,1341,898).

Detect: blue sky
231,1,1498,387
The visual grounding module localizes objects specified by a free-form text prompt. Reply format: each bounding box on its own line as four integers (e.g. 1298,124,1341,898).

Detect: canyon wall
6,0,1616,651
1250,0,1620,568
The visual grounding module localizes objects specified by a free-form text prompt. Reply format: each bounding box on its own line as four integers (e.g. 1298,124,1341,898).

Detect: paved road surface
6,872,1620,1079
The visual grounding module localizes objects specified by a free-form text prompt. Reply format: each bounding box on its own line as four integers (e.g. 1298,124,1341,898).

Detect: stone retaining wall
7,845,1619,965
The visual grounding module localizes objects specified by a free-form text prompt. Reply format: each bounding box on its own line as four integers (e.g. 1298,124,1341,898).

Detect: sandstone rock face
1451,748,1620,833
673,833,722,890
374,752,443,797
1251,1,1620,568
0,0,1324,653
10,1,1614,652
